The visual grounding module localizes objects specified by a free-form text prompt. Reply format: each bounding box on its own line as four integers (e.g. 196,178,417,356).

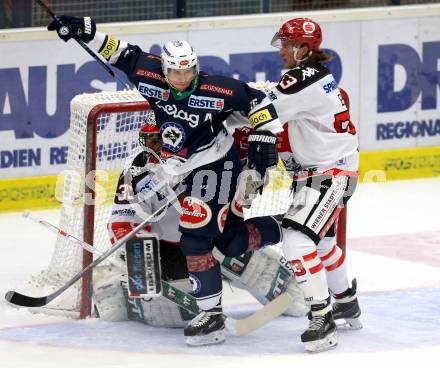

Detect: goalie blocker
125,233,162,297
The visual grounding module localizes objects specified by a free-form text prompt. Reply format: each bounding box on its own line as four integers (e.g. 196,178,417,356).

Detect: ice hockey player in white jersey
267,18,362,352
94,120,306,343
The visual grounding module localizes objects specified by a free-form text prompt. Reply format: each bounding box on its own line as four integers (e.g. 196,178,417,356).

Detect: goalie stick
18,210,292,336
4,191,182,309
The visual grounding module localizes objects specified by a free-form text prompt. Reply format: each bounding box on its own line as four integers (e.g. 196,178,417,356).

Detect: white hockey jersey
108,151,182,244
270,65,359,173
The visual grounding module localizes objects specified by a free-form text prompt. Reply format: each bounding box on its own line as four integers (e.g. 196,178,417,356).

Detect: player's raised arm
47,16,140,68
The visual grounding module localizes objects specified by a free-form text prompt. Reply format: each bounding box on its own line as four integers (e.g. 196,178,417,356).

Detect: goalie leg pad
125,233,162,297
93,266,128,322
121,279,195,327
215,246,307,317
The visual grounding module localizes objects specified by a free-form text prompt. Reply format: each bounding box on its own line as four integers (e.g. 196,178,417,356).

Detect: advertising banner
1,6,440,185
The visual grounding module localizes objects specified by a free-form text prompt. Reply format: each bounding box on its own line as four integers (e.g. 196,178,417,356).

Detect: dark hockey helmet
271,18,322,53
139,117,162,155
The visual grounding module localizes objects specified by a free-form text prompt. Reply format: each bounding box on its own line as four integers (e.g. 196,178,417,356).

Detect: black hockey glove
47,16,96,43
247,130,278,178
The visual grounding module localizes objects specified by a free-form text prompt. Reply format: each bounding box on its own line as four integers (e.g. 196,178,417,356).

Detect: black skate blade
5,290,48,307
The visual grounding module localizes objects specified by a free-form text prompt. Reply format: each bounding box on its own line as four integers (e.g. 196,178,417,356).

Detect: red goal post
78,92,150,318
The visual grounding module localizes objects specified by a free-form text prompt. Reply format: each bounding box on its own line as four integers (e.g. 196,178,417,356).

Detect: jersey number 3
333,111,356,135
279,74,298,89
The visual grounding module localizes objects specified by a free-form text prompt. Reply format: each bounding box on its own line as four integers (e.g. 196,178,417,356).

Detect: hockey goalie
93,119,307,343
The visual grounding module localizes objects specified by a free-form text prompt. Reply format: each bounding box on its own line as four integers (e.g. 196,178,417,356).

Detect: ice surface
1,178,439,368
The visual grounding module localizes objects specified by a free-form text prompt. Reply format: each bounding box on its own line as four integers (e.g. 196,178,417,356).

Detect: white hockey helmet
161,40,199,81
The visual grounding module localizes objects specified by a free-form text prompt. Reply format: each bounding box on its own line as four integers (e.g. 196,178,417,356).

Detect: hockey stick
4,191,181,309
20,210,292,336
34,0,131,89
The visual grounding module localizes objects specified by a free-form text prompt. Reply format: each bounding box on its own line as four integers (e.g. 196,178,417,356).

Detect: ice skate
184,305,226,346
332,279,362,330
301,300,337,353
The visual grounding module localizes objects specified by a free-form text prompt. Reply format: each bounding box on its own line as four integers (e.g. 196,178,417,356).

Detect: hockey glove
47,16,96,43
247,130,278,178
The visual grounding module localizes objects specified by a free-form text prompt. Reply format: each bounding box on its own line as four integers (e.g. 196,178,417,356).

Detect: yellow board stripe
1,146,439,212
0,176,60,212
359,145,440,182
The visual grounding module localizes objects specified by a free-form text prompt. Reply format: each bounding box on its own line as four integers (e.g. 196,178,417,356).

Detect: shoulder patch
276,65,330,95
135,68,166,83
199,83,235,96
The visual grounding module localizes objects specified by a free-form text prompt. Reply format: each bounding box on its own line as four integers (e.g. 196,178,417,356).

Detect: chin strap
293,48,312,66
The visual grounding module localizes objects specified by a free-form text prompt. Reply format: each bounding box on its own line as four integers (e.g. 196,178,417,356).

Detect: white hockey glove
48,16,96,43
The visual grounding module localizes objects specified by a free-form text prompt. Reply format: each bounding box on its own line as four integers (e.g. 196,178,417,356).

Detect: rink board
2,5,440,211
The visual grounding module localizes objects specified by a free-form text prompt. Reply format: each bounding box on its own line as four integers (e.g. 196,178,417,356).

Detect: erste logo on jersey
138,82,170,101
188,95,224,110
179,196,212,229
160,122,186,152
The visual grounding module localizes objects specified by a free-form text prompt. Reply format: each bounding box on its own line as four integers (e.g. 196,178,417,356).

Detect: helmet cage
139,120,162,154
139,132,162,152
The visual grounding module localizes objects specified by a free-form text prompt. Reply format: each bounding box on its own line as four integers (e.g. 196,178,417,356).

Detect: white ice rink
1,178,439,368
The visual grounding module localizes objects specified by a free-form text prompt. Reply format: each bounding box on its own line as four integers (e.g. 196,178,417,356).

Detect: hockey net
20,88,345,319
22,90,150,318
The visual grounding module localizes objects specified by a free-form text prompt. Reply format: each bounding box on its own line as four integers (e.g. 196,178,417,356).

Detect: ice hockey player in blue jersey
95,121,306,335
48,16,283,346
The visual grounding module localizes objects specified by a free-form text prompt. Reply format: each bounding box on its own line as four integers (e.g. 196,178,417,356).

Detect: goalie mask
161,40,199,92
271,18,322,64
139,118,162,159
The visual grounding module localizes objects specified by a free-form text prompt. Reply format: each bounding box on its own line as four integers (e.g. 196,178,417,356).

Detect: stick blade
227,293,292,336
5,290,48,307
